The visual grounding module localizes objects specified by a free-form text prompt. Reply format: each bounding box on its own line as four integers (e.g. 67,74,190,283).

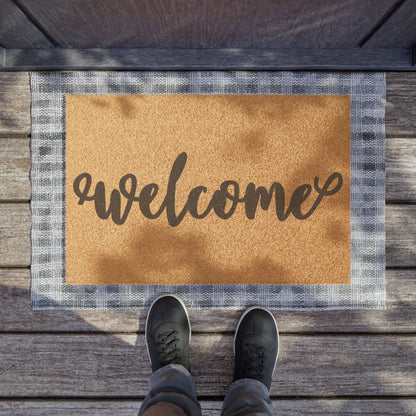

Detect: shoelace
156,330,182,366
243,342,265,378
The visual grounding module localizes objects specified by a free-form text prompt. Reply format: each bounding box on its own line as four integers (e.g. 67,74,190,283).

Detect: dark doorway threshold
1,47,415,71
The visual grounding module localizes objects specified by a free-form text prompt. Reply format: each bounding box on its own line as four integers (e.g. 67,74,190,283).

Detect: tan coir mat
65,94,350,285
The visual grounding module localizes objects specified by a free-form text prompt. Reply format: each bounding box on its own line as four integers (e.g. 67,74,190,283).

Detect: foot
145,294,191,373
233,307,279,390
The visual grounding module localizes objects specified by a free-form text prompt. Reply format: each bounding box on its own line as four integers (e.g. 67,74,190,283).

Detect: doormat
30,72,386,310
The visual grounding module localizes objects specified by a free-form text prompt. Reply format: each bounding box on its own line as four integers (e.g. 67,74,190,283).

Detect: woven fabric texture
30,71,386,310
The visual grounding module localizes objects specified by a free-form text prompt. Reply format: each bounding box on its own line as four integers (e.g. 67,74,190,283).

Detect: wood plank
0,0,53,48
0,73,30,137
0,333,414,396
0,204,30,267
386,205,416,267
0,138,30,201
3,47,413,71
364,0,416,48
386,138,416,201
1,268,415,333
1,203,414,267
0,72,415,138
386,72,416,137
2,137,416,203
16,0,395,48
1,399,416,416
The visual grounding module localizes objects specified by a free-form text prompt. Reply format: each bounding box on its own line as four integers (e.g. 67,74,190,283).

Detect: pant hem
150,364,196,396
227,378,270,396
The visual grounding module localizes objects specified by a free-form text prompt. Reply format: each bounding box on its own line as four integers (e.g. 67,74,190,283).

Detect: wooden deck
0,72,415,415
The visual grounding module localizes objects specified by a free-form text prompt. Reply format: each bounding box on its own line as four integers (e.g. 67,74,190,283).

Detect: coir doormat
30,72,386,310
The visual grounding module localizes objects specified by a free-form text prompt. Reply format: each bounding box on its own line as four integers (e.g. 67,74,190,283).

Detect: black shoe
233,307,279,390
145,294,191,373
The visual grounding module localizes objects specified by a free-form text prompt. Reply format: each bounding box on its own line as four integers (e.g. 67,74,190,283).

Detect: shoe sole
233,306,280,375
145,294,192,365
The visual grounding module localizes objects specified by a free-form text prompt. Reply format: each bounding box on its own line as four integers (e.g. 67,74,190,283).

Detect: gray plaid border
30,71,386,310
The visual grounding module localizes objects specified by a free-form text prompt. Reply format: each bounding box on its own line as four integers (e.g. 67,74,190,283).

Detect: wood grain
15,0,395,48
0,73,31,137
0,268,415,333
0,0,52,48
0,204,30,266
0,137,30,201
386,138,416,201
364,0,416,48
0,333,414,397
386,205,416,267
1,137,415,203
1,399,415,416
1,203,414,267
386,72,416,137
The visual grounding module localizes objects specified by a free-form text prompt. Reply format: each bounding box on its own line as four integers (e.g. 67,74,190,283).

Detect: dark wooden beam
0,47,5,68
11,0,396,49
1,47,415,71
413,44,416,66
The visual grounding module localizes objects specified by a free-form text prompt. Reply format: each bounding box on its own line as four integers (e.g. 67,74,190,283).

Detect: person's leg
140,364,200,416
220,307,279,416
220,378,273,416
139,295,202,416
141,402,186,416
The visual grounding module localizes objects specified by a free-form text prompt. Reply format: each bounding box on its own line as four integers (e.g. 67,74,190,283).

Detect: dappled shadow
87,95,139,119
0,276,145,332
96,223,290,285
85,93,350,286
